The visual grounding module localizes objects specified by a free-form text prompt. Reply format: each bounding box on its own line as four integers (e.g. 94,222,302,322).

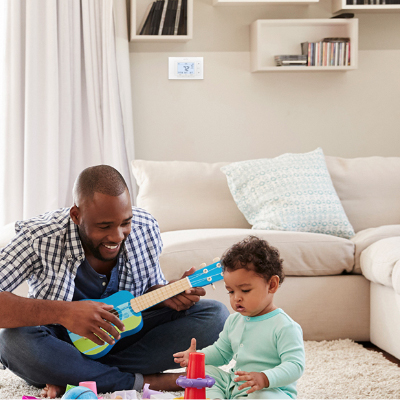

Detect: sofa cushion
131,160,250,233
351,225,400,274
221,148,354,239
325,155,400,233
159,228,354,281
360,236,400,294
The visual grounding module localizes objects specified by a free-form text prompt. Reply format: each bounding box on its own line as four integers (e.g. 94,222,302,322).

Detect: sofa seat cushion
361,236,400,294
159,228,354,281
351,225,400,274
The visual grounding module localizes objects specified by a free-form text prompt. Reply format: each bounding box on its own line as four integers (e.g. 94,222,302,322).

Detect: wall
129,0,400,162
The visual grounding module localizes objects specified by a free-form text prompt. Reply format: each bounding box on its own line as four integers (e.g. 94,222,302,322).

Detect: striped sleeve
0,227,39,293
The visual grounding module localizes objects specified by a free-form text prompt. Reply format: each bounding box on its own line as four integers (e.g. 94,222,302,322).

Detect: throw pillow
221,148,355,239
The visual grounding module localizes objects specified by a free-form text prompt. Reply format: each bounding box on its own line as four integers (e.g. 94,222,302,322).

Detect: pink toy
79,382,98,396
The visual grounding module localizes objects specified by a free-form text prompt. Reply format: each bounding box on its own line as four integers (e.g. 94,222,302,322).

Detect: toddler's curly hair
221,236,285,285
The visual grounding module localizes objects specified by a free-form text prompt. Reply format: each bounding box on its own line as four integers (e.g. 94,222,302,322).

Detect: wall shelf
130,0,193,42
250,19,358,72
332,0,400,13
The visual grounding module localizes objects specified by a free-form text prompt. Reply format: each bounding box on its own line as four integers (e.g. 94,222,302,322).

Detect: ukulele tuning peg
199,262,207,268
212,284,216,290
213,257,220,263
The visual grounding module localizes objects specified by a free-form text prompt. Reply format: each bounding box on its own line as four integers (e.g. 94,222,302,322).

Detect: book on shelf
178,0,187,35
346,0,399,4
274,55,307,66
158,0,169,35
139,0,187,36
301,38,350,67
139,2,155,35
174,0,182,35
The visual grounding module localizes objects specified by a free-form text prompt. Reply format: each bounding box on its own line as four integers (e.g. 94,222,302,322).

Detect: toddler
173,236,305,399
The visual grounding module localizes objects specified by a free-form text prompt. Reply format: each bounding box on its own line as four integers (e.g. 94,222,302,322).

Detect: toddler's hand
234,370,269,394
173,338,197,368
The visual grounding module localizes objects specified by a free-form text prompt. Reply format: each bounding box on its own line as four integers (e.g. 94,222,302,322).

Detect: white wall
129,0,400,162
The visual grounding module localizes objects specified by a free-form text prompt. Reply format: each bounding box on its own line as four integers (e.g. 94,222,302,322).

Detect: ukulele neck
130,277,192,313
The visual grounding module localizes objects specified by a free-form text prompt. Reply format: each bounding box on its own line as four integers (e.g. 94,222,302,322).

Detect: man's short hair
73,165,128,206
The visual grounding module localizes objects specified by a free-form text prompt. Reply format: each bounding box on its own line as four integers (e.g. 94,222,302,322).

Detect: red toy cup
185,352,206,399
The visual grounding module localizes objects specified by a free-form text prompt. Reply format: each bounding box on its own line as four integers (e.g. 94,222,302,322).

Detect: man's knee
204,299,230,327
0,327,41,366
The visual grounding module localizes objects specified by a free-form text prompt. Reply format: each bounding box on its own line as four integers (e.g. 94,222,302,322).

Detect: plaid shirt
0,207,167,301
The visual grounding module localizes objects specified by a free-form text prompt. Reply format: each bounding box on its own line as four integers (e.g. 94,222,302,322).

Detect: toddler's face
224,267,277,317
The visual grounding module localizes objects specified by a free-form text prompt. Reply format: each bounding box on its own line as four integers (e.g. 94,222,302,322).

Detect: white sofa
1,154,400,359
130,155,400,359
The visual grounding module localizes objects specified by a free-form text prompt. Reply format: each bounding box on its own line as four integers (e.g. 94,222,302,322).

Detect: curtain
0,0,135,227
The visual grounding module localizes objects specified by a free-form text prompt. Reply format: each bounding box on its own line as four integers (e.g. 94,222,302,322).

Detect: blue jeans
0,299,229,393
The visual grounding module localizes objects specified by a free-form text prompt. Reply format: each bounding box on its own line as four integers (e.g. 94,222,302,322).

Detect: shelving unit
130,0,193,42
332,0,400,13
213,0,318,6
250,19,358,72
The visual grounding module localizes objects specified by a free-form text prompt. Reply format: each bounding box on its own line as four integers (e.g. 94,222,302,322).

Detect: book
274,55,307,67
158,0,169,35
138,3,153,35
150,0,164,35
139,2,156,35
178,0,187,35
163,0,178,35
174,0,182,35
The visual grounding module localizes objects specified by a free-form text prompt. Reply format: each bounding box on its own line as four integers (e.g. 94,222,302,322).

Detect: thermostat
169,57,203,80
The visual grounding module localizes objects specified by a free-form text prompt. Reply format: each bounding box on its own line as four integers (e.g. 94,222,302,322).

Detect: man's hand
163,267,206,312
173,338,197,367
234,371,270,394
60,301,125,346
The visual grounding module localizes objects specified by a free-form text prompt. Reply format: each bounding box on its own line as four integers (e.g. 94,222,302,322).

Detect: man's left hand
163,266,206,311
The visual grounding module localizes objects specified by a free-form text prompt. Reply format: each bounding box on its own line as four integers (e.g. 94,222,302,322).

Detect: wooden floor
357,341,400,367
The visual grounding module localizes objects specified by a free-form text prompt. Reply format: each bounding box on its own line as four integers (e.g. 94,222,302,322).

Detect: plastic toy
79,382,98,396
61,386,98,399
109,390,138,399
176,352,215,399
142,384,165,399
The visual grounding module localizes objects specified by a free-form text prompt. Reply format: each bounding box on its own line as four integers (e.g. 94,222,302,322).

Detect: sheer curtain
0,0,134,227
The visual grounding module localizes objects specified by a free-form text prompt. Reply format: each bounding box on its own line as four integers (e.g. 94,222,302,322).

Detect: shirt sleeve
144,217,167,288
263,322,305,388
201,316,234,366
0,226,38,293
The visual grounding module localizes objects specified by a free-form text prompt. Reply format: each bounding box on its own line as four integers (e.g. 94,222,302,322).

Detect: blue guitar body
68,261,223,359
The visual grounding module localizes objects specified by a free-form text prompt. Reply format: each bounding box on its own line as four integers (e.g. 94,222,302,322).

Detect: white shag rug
1,339,400,399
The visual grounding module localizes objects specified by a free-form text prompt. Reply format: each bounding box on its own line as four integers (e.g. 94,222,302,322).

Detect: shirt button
102,282,106,286
246,317,250,321
67,254,72,260
77,255,83,260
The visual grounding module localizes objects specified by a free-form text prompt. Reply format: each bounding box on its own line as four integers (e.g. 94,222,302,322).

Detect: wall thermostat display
169,57,203,79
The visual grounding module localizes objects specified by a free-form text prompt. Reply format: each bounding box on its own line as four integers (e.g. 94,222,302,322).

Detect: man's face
72,190,133,263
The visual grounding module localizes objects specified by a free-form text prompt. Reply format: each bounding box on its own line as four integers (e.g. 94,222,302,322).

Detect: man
0,165,229,398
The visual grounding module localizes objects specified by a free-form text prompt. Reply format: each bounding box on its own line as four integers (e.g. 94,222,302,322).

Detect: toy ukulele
68,260,223,359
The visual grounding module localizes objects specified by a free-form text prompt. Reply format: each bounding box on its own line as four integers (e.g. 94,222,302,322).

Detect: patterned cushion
221,148,355,239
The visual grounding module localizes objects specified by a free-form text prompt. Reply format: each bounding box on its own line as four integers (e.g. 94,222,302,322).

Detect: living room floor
358,342,400,367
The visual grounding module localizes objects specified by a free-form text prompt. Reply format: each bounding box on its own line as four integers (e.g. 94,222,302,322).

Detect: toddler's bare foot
41,384,65,399
143,372,182,391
